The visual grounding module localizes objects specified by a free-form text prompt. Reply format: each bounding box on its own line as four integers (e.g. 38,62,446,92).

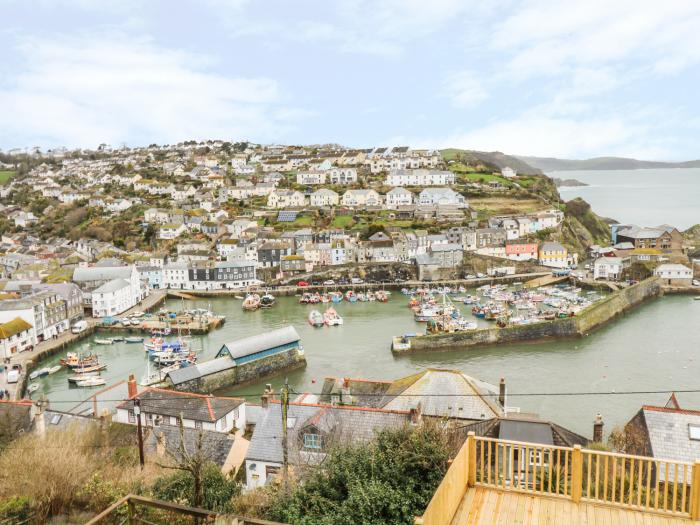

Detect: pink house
505,242,538,261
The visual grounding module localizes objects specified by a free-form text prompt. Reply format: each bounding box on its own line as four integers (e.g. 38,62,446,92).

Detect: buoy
311,378,316,384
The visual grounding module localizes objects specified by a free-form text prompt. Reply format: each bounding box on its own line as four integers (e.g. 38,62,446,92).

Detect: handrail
85,494,217,525
415,434,700,525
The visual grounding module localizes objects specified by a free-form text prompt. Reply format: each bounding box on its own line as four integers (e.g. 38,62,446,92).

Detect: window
689,425,700,441
195,420,202,430
128,410,136,424
303,433,322,449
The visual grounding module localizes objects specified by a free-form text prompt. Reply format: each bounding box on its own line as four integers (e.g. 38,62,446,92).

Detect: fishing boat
67,372,101,383
73,363,107,374
242,293,261,311
323,307,344,326
392,334,415,351
260,293,276,308
375,290,389,303
330,292,343,303
27,384,39,394
345,290,357,303
357,292,367,302
112,336,125,342
129,318,141,326
308,310,324,327
299,292,314,304
60,352,99,369
47,365,61,374
320,293,331,304
75,377,106,388
94,338,113,345
124,336,143,343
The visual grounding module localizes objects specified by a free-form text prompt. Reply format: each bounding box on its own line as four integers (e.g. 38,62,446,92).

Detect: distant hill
441,149,542,174
518,155,700,172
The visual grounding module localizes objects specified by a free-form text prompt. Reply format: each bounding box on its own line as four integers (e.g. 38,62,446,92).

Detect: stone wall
403,277,662,353
171,347,307,393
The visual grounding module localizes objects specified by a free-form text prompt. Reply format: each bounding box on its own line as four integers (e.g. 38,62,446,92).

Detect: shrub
152,463,239,513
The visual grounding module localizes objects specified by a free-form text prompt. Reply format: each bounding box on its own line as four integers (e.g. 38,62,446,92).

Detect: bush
0,496,32,522
259,423,453,525
152,463,239,513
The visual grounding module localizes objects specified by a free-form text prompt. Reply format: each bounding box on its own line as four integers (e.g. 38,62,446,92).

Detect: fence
415,432,700,525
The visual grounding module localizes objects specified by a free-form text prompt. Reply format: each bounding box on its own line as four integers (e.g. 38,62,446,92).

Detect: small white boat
94,338,113,345
242,294,261,311
260,293,275,308
125,336,143,343
29,370,40,380
392,335,413,351
27,384,39,394
130,319,141,326
308,310,324,327
75,377,106,388
47,365,61,374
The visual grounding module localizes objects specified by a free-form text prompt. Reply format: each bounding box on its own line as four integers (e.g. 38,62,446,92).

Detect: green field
331,215,355,228
0,171,15,184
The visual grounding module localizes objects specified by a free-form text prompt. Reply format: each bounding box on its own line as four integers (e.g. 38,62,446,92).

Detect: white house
593,257,624,281
654,264,693,285
385,187,414,209
385,169,455,187
159,223,186,240
310,189,339,207
501,167,517,178
418,188,466,207
116,385,246,434
341,189,381,207
328,167,357,185
267,189,306,208
162,262,189,289
0,317,35,358
87,265,147,317
296,171,326,185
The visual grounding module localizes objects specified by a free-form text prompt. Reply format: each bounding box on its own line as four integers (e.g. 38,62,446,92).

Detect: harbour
28,289,700,436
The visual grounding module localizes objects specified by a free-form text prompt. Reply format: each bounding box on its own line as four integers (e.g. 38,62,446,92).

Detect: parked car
351,277,364,284
297,281,309,287
7,370,19,383
311,280,321,286
323,279,335,285
71,320,88,334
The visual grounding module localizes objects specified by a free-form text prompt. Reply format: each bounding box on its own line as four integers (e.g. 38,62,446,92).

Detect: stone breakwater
398,277,663,353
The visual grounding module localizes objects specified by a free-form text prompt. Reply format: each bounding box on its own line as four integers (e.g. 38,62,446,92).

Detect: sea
553,168,700,230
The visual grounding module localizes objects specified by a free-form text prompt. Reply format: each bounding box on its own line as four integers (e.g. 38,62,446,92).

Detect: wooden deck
450,487,699,525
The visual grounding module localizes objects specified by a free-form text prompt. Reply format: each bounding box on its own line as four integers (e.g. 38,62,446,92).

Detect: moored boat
260,293,276,308
27,384,39,394
323,307,344,326
47,365,62,374
75,377,106,388
308,310,324,327
94,338,113,345
124,336,144,343
242,294,261,311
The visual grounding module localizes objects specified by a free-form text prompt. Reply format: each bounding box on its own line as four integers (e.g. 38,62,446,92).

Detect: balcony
415,433,700,525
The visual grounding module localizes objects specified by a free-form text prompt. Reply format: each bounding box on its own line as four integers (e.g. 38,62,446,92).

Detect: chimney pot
127,374,137,398
498,377,506,408
593,413,604,443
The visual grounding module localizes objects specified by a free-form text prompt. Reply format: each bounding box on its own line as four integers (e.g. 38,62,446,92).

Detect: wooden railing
415,432,700,525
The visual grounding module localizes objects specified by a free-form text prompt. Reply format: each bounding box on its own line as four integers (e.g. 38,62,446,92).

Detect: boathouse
165,326,305,393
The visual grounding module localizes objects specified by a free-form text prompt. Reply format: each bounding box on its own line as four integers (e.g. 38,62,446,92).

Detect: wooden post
127,499,135,525
571,445,583,503
690,460,700,519
468,431,477,487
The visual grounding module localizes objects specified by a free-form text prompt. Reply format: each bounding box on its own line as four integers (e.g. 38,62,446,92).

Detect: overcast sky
3,0,700,159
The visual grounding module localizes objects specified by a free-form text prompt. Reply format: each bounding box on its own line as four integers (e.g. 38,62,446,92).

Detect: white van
7,370,19,383
71,320,88,334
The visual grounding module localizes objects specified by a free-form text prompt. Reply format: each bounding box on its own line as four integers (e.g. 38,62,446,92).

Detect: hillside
518,155,700,172
441,149,542,174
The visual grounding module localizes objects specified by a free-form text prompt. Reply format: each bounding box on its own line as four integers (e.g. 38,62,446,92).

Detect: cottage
267,189,306,209
309,189,339,207
341,189,381,207
296,171,326,185
654,263,693,285
418,188,466,207
539,242,569,269
593,256,624,280
505,242,538,261
385,187,414,209
328,167,357,185
0,317,34,357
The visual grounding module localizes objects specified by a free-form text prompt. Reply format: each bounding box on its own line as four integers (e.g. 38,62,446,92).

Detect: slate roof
380,369,503,420
499,419,554,445
218,326,300,360
93,278,130,294
144,426,235,468
73,266,133,282
640,406,700,472
245,402,410,464
117,388,243,422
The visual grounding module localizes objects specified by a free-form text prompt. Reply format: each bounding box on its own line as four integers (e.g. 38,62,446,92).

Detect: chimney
127,374,137,398
593,413,604,443
498,378,506,408
34,401,46,438
261,384,274,408
409,402,422,425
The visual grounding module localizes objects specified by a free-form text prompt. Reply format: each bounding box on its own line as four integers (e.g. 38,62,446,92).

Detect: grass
331,215,355,228
0,171,15,185
469,197,550,215
448,163,512,185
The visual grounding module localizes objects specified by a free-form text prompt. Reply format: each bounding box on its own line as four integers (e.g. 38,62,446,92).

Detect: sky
2,0,700,160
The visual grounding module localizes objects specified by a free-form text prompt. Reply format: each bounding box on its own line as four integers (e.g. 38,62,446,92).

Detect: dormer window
303,433,322,450
689,425,700,441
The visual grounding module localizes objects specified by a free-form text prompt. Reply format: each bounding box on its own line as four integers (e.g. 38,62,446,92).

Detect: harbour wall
169,347,307,394
401,277,663,353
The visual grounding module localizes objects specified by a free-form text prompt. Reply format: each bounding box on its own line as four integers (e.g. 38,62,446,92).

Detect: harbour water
33,292,700,437
554,168,700,230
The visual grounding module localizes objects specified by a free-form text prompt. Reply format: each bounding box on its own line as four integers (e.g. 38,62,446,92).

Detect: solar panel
277,210,298,222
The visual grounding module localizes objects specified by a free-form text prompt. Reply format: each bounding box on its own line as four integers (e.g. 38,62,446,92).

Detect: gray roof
498,419,554,445
219,326,300,360
166,356,237,386
93,278,130,294
246,403,410,464
118,388,243,422
144,426,235,468
642,407,700,475
380,369,503,420
73,266,133,282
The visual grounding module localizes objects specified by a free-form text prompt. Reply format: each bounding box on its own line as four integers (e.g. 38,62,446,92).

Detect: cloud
0,33,302,149
443,71,489,108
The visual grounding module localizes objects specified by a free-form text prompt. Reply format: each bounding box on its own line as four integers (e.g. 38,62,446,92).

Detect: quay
394,277,664,353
